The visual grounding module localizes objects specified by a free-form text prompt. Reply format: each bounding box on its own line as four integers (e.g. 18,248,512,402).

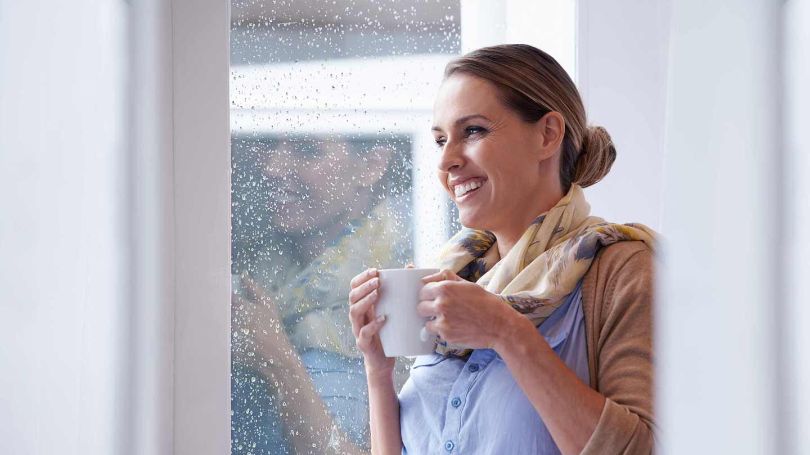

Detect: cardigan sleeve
580,242,656,455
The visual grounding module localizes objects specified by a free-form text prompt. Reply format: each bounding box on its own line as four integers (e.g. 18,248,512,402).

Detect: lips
449,176,487,202
274,190,298,204
454,179,484,197
267,180,307,205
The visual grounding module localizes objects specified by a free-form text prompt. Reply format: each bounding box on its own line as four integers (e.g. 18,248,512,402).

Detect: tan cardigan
579,241,656,454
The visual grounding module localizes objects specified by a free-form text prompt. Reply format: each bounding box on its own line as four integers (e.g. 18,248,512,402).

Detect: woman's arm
254,338,367,455
348,269,403,455
234,275,368,455
495,244,655,455
493,315,604,455
366,366,402,455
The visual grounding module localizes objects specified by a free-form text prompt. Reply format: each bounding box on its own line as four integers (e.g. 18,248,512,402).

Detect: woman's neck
494,226,526,260
493,188,564,259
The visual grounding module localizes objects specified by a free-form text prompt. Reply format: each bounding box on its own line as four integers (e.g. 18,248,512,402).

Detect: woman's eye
465,126,486,136
434,138,446,148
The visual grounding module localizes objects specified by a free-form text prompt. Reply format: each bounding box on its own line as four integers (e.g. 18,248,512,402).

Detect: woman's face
261,139,362,233
431,73,562,233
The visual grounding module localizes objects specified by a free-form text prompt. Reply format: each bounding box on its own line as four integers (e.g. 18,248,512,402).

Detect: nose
438,139,464,173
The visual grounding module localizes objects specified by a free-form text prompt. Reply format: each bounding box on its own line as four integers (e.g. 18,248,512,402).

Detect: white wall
127,0,176,453
0,1,128,454
461,0,575,76
782,0,810,453
659,1,781,453
577,0,671,230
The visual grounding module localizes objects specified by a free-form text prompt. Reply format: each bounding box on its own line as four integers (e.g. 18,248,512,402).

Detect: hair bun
574,125,616,188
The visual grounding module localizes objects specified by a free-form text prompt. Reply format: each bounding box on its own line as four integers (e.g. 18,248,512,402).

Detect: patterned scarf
432,184,656,356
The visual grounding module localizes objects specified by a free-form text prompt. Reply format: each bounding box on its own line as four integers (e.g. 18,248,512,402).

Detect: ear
534,111,566,160
358,145,393,187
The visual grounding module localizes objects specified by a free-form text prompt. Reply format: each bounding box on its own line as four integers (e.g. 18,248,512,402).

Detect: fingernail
376,314,386,322
369,267,378,275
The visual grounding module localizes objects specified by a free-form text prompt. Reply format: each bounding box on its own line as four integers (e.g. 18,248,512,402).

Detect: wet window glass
230,2,460,453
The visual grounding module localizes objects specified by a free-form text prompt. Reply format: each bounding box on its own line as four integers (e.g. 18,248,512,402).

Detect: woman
348,44,656,454
231,136,413,454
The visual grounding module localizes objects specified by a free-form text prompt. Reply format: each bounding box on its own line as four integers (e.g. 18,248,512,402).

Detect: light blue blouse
398,282,589,454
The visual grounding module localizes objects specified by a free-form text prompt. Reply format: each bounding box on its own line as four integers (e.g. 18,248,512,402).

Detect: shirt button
451,397,462,408
468,363,480,373
444,440,455,452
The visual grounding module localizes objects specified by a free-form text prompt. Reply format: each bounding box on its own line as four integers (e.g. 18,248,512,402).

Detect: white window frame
171,0,232,454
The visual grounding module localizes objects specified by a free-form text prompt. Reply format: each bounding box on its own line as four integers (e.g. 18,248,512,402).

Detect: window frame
171,0,232,454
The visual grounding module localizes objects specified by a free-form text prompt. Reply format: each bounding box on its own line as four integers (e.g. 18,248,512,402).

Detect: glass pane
230,2,460,453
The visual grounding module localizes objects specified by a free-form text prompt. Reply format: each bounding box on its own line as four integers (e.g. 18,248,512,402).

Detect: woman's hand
348,268,395,376
232,274,296,369
417,269,528,350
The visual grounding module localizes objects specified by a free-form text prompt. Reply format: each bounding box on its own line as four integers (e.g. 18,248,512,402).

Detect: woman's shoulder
581,240,654,321
586,240,653,281
580,240,654,387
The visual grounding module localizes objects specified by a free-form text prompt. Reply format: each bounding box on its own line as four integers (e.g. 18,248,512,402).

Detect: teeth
454,179,484,197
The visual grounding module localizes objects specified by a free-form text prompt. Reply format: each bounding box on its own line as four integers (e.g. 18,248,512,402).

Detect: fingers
232,292,247,307
420,280,453,300
424,317,440,338
349,268,387,356
350,267,378,289
356,314,387,353
349,288,379,337
232,293,254,317
416,299,438,318
419,272,465,300
240,274,268,303
419,282,437,300
421,268,460,284
348,275,380,305
421,271,444,283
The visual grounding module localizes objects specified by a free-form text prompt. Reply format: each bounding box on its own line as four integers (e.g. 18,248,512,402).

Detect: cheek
295,167,328,199
297,165,318,183
262,157,285,177
437,171,450,192
482,148,530,189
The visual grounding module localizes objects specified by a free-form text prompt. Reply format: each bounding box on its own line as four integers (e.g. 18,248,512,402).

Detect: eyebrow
431,114,491,132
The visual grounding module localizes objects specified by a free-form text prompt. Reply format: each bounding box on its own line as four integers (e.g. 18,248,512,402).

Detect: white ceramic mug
376,268,440,357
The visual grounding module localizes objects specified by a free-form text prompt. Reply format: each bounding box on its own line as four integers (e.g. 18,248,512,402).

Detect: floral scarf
432,184,656,356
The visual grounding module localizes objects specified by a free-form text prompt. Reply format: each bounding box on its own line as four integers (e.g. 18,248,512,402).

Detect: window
229,2,460,453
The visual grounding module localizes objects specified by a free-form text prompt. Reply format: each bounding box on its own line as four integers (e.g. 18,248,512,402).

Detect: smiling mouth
268,184,307,205
453,179,486,200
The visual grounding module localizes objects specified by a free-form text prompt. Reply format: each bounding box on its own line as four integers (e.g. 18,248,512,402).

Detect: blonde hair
444,44,615,190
